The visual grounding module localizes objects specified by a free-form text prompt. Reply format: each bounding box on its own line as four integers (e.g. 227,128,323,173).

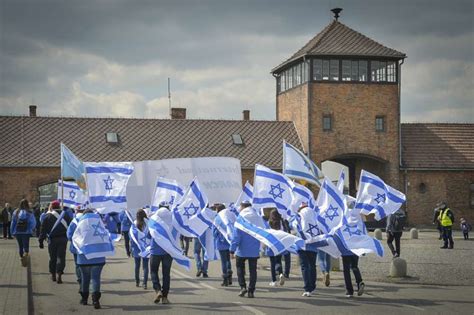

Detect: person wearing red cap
39,200,72,283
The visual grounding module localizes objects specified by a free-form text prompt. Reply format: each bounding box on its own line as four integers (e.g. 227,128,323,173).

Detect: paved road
1,234,474,315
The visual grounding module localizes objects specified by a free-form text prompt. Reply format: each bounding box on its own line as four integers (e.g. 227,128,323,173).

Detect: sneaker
238,288,248,297
154,291,163,304
278,274,285,286
57,273,63,284
203,273,209,278
440,246,447,249
162,296,170,304
196,270,202,277
144,284,147,290
346,292,354,298
248,291,254,298
283,273,290,279
21,254,28,267
136,282,140,287
269,282,276,287
302,292,311,297
324,273,330,287
357,282,365,296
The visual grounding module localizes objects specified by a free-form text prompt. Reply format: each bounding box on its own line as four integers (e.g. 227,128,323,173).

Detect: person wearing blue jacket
130,209,149,289
11,199,37,267
70,209,106,309
119,210,132,257
230,202,260,298
67,207,85,287
266,209,286,287
213,204,233,286
103,212,121,234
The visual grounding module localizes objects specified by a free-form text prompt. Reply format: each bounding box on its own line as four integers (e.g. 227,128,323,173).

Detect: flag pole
60,143,64,209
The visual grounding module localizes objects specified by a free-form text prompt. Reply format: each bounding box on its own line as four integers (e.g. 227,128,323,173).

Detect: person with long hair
266,209,286,287
130,209,150,289
11,199,37,267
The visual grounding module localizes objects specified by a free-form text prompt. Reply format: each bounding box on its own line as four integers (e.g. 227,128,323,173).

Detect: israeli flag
151,178,184,212
355,170,406,221
148,212,191,270
130,220,151,258
235,207,304,256
235,181,253,207
72,212,115,259
85,162,134,214
198,228,220,261
58,180,87,208
282,141,323,187
336,206,384,257
290,182,315,214
61,143,86,189
253,164,295,219
213,208,237,243
315,178,346,234
172,178,209,237
336,169,345,193
290,205,325,245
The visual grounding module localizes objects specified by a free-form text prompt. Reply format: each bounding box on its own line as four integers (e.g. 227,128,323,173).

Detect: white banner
126,157,242,210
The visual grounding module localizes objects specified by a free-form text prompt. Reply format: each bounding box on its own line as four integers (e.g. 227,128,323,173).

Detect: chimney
243,110,250,121
29,105,37,117
170,107,186,119
331,8,343,21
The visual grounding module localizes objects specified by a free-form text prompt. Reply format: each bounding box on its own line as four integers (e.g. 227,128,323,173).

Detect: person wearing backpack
386,209,406,258
39,200,72,283
11,199,37,267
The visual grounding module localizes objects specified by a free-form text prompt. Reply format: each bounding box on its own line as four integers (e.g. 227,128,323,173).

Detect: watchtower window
330,60,339,81
387,61,397,82
371,61,388,82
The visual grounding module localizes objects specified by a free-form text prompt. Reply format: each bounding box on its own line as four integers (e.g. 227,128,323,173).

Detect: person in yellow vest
437,202,454,249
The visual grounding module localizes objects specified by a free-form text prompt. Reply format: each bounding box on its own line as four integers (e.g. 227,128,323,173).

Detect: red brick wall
404,170,474,226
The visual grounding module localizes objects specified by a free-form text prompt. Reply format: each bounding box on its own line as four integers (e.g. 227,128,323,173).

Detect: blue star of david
169,195,175,206
325,205,339,221
374,193,386,203
343,225,362,237
69,190,76,200
306,223,321,237
140,235,148,245
183,203,199,219
269,183,285,200
92,223,109,241
103,175,114,191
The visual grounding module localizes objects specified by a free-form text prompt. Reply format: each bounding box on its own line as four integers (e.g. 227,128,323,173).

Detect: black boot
221,276,228,287
57,272,63,284
92,292,101,309
51,273,57,282
228,275,232,286
80,292,89,305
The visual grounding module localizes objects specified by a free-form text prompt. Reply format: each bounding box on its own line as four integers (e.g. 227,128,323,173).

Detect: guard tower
272,8,406,195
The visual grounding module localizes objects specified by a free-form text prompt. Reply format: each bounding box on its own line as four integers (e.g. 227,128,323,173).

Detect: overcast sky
1,0,473,122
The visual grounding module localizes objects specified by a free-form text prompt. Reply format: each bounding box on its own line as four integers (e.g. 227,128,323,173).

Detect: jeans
79,264,104,293
73,254,82,283
387,231,403,256
463,232,469,240
15,234,30,257
134,257,149,286
123,231,131,256
442,226,454,248
180,236,190,256
342,255,363,295
194,239,208,273
317,250,331,273
48,237,68,274
283,252,291,277
298,250,317,292
236,256,258,293
269,255,283,282
150,254,173,297
219,250,232,278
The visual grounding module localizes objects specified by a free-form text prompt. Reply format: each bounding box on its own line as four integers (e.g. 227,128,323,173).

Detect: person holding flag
67,206,85,288
39,200,72,284
130,209,150,289
213,204,234,286
120,210,132,257
266,209,286,287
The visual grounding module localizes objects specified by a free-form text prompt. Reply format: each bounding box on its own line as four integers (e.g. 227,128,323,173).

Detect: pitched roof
272,20,406,73
401,123,474,170
0,116,303,169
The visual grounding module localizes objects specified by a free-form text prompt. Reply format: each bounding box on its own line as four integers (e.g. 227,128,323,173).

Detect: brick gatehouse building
1,10,473,225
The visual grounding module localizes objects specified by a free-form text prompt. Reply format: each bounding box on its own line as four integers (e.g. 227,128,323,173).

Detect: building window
106,132,119,143
330,59,339,81
359,60,368,81
418,182,427,194
313,59,322,80
470,183,474,208
387,61,397,82
375,116,385,131
342,60,351,81
232,134,244,145
323,115,332,131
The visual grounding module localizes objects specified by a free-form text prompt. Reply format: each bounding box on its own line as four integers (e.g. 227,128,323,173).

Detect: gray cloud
1,0,473,122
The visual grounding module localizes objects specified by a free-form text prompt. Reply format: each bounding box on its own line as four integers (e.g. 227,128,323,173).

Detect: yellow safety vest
438,208,452,227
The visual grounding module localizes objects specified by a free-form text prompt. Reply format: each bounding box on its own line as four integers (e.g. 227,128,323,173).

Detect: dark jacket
1,207,12,223
39,210,72,243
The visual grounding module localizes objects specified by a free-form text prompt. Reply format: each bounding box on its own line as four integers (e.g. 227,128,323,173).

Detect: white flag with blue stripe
58,180,87,208
72,212,115,259
235,181,253,208
172,178,209,237
355,170,406,221
253,164,295,219
336,169,345,193
129,219,151,258
291,182,315,214
151,178,184,212
85,162,134,214
198,228,220,261
282,141,323,186
235,207,304,255
213,208,236,243
148,211,191,270
315,178,346,234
